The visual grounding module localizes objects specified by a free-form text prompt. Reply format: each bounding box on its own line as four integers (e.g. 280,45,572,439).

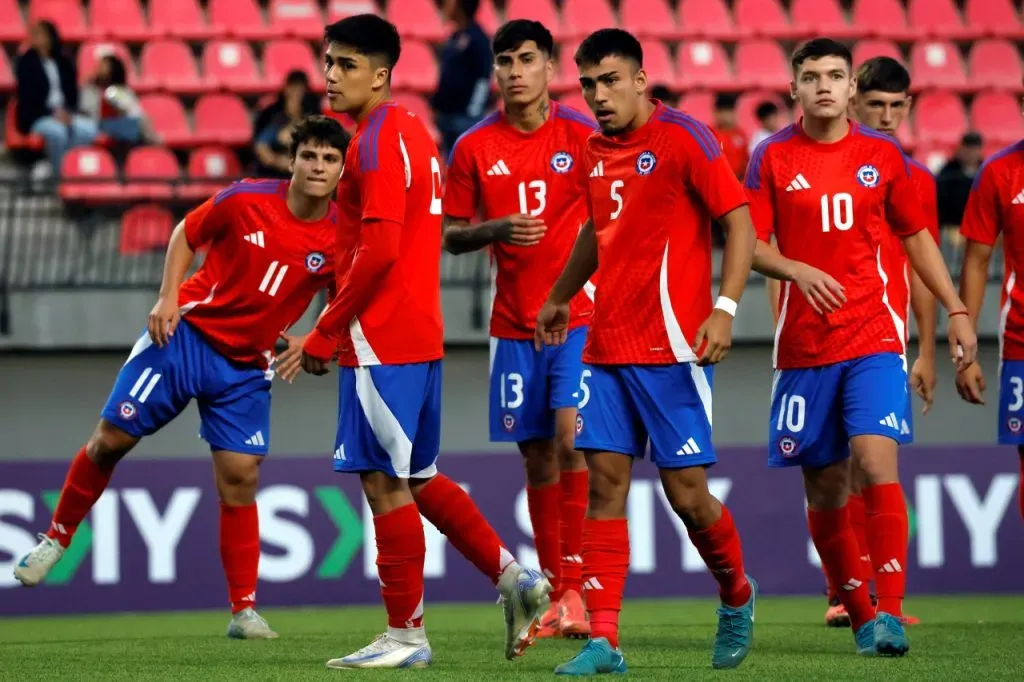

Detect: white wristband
714,296,738,317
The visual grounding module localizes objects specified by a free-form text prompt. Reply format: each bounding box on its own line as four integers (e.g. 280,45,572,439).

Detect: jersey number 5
610,180,624,219
820,193,853,232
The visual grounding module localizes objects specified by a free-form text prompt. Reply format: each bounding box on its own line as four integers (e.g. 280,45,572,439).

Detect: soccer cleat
711,574,757,670
900,613,921,626
498,564,553,660
825,597,851,628
558,589,591,639
536,603,561,639
554,637,628,676
874,612,910,656
854,620,876,656
326,633,432,669
226,608,279,640
13,534,65,587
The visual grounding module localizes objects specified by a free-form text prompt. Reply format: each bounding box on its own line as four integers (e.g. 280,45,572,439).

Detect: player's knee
803,461,850,510
86,421,136,467
519,440,559,486
586,465,629,518
660,469,717,528
851,438,898,485
553,433,584,471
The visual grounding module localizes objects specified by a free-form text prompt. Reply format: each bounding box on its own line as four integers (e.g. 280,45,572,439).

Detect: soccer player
442,19,593,639
746,38,977,657
14,116,349,639
301,15,551,670
536,29,759,674
955,116,1024,521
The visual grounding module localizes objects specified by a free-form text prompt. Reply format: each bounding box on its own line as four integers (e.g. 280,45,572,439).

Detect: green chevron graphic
314,487,363,579
41,490,92,585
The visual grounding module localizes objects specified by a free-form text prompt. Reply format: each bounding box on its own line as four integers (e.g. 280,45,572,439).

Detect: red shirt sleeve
442,137,479,220
743,144,775,242
357,113,407,224
183,194,231,250
960,162,1001,247
884,152,927,238
682,127,748,220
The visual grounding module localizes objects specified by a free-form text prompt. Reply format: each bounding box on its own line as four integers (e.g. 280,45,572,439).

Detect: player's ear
371,65,391,92
789,82,798,100
849,75,858,99
634,67,648,97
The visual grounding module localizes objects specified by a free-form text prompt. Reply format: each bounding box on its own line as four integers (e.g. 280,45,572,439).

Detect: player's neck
622,98,655,135
286,183,329,222
354,91,390,123
801,115,850,144
505,95,551,133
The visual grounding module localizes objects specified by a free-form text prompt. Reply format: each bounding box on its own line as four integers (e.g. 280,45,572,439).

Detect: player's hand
300,351,332,376
947,314,978,371
147,295,180,348
535,300,570,350
496,214,547,247
275,332,305,384
955,361,986,405
910,354,937,415
791,263,846,315
694,309,734,366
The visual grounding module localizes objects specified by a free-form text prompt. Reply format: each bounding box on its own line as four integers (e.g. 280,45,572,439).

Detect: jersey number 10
820,193,854,232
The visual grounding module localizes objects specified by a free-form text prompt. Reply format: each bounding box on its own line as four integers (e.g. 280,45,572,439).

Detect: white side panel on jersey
489,256,497,323
353,367,414,477
178,283,217,316
398,133,411,190
772,282,792,369
999,271,1016,372
658,242,697,363
350,317,381,366
583,280,596,301
688,363,714,428
875,247,907,362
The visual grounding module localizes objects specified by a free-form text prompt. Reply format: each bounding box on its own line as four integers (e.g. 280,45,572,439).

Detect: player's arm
442,214,546,254
908,172,941,411
535,219,596,349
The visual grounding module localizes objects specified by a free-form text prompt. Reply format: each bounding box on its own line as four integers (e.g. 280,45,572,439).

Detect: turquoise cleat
874,612,910,657
711,574,757,669
554,638,628,676
854,619,876,656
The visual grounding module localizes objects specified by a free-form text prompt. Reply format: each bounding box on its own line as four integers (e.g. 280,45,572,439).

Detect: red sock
810,513,839,601
527,483,563,600
862,483,907,617
559,469,588,595
847,493,872,585
687,505,751,607
374,504,425,629
220,502,260,613
415,474,514,585
46,446,113,548
583,518,629,649
808,506,876,631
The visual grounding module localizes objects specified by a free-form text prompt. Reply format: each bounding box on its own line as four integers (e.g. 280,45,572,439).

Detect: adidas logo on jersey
879,413,901,430
486,160,511,176
676,437,702,455
785,174,811,192
590,161,604,177
1012,189,1024,205
245,431,266,447
244,231,265,247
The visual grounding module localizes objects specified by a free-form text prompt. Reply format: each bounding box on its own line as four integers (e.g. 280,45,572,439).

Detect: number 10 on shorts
776,393,806,432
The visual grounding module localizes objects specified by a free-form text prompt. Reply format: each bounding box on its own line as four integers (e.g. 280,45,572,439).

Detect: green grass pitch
2,596,1022,680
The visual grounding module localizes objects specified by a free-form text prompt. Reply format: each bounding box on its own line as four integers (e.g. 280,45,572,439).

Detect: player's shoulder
974,139,1024,189
851,122,909,170
212,178,287,206
905,155,936,188
447,111,503,162
746,123,800,186
652,105,722,160
553,102,598,139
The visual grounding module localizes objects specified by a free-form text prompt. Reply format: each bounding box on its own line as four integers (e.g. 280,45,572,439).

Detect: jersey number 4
820,193,854,232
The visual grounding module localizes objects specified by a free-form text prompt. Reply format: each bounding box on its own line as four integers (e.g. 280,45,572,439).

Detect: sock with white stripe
808,505,876,631
582,518,629,649
46,446,114,548
687,505,751,607
862,482,907,617
220,502,261,614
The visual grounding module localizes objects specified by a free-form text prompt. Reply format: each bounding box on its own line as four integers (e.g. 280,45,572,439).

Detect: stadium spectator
252,70,321,178
432,0,493,155
650,84,678,107
80,54,157,146
14,20,97,177
748,101,783,155
711,93,749,180
937,131,985,240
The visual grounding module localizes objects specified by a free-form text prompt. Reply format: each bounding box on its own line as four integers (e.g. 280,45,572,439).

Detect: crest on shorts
550,151,574,174
118,401,138,421
503,414,516,432
305,251,326,273
575,414,584,435
1008,417,1022,434
779,436,798,457
856,164,880,187
636,151,657,176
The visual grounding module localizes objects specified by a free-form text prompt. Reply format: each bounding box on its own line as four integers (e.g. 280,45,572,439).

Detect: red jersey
181,179,336,370
582,102,748,365
444,102,596,339
745,121,928,369
712,125,750,179
960,140,1024,360
310,101,445,366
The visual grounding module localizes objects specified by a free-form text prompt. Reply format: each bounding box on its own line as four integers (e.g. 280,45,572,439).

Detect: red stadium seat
677,0,737,40
557,92,589,119
562,0,616,41
620,0,677,40
734,40,789,91
895,118,916,152
29,0,87,42
969,40,1024,92
76,41,136,86
392,93,440,145
640,40,677,93
553,42,580,94
733,0,797,40
139,94,192,147
504,0,565,41
268,0,324,40
208,0,273,41
851,40,904,69
907,0,974,40
851,0,915,41
59,147,121,202
913,141,954,173
0,0,27,43
476,0,500,36
965,0,1024,40
387,0,447,43
389,40,438,94
123,146,180,200
4,100,44,151
180,146,242,201
264,40,320,91
325,0,379,23
971,91,1024,146
789,0,857,39
120,204,176,255
676,41,732,91
0,51,12,93
89,0,151,42
202,40,264,94
913,90,968,146
194,93,252,147
137,40,205,95
736,90,787,135
909,41,968,92
149,0,219,40
677,91,714,126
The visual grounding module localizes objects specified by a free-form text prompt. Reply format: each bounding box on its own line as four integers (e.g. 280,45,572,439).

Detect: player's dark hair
574,28,643,69
714,93,737,111
324,14,402,70
102,55,127,86
755,101,779,121
790,38,852,74
856,56,911,94
289,115,350,158
493,20,554,57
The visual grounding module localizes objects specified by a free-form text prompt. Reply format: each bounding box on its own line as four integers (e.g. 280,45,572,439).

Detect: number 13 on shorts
998,361,1024,444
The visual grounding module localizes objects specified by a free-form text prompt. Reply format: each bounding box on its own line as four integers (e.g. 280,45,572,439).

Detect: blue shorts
333,361,442,479
489,327,587,442
998,359,1024,444
100,320,272,455
768,352,908,469
574,363,716,469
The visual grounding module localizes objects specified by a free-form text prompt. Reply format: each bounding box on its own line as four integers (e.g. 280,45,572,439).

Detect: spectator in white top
80,54,157,146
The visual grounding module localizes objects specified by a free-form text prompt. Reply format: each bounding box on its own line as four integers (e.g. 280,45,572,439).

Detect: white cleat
326,633,432,669
498,564,553,660
226,608,279,639
14,534,65,587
